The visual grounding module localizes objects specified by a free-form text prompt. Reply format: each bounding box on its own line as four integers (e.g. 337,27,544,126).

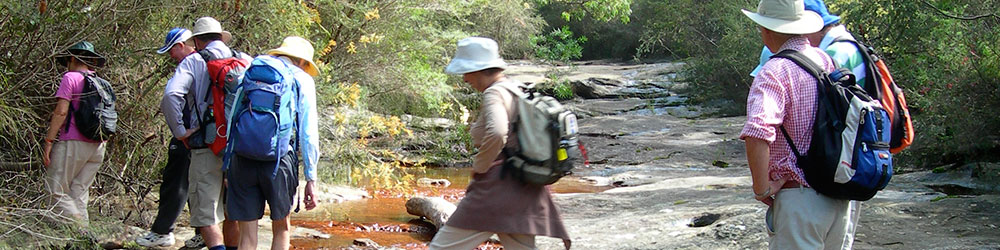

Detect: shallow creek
289,167,610,249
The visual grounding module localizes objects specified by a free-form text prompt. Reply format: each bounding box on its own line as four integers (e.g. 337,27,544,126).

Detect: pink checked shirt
740,36,835,187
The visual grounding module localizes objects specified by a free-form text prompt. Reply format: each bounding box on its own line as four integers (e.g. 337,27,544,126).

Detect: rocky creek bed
110,60,1000,249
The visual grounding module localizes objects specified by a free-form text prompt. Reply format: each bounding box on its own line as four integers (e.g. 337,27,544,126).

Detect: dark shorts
226,152,298,221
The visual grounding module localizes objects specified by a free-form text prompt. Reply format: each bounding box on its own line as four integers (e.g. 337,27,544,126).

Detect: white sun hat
191,17,232,43
741,0,824,35
444,37,507,75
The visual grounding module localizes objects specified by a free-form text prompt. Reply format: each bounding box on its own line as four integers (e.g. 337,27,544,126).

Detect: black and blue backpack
222,55,298,176
68,73,117,141
771,50,893,201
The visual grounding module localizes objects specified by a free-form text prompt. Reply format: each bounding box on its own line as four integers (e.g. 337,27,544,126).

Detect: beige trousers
768,187,857,250
188,148,224,227
429,225,536,250
45,140,105,224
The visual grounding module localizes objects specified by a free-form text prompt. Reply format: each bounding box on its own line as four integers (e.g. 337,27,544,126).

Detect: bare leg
223,219,240,246
238,220,258,250
271,218,291,250
199,225,224,247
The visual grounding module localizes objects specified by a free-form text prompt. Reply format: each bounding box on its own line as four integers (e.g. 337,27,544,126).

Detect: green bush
637,0,759,115
532,26,588,61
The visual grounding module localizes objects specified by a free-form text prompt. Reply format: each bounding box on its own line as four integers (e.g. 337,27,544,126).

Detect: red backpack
199,49,250,155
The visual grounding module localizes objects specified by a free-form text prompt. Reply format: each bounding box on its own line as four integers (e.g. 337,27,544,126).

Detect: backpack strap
769,50,828,159
831,38,883,96
63,72,100,133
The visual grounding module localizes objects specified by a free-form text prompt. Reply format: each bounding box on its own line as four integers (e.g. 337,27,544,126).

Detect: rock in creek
406,196,457,228
353,238,380,247
417,178,452,187
571,77,671,99
689,213,722,227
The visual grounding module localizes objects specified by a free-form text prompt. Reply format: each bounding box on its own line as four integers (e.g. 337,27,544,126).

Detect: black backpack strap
770,50,827,159
771,50,827,81
63,72,99,133
197,49,215,62
831,38,883,96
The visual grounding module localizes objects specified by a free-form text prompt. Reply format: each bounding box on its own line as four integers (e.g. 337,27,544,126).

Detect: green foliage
537,0,649,59
637,0,759,115
532,68,575,100
532,26,588,61
535,0,633,23
552,80,575,100
462,0,547,58
830,0,1000,168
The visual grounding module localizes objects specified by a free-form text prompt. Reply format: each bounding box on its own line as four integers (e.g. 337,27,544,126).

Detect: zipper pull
863,142,868,152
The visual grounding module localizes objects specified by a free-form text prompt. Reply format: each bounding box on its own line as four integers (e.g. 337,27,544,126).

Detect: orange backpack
836,39,914,153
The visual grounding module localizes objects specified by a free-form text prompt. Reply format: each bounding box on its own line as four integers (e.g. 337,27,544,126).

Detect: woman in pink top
42,41,107,224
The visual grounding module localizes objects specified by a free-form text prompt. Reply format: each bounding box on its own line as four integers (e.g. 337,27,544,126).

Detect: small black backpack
68,73,118,141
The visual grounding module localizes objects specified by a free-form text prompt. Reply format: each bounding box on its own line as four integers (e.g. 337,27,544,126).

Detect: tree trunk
405,196,456,229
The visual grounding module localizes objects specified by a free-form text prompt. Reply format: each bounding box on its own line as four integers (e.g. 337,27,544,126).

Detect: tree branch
0,161,37,172
920,0,998,21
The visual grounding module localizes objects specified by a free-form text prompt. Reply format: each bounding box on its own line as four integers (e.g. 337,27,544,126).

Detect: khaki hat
266,36,320,77
191,17,232,43
444,37,507,75
741,0,823,35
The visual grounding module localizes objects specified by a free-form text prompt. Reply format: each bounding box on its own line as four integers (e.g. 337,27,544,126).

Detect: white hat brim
742,9,823,35
157,32,192,54
190,30,233,44
444,58,507,75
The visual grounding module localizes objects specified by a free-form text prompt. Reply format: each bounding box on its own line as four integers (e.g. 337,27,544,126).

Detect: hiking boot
184,234,205,248
136,231,174,247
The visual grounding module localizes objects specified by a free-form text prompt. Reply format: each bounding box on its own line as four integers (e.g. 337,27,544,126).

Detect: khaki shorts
188,148,224,227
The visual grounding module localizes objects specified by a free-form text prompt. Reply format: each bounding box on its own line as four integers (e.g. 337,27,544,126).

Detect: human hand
754,177,789,206
304,181,317,210
178,126,199,149
42,140,53,168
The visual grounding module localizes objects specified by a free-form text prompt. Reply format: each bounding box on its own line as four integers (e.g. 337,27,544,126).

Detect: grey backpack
498,81,579,185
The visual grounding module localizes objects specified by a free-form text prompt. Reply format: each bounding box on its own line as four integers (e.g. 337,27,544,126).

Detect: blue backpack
222,55,299,176
772,50,893,201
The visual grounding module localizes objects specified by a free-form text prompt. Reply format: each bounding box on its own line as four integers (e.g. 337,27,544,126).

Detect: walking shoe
184,234,205,248
136,232,174,247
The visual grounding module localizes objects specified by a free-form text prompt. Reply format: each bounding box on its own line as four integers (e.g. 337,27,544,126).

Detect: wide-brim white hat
191,17,233,43
742,0,823,35
266,36,320,77
444,37,507,75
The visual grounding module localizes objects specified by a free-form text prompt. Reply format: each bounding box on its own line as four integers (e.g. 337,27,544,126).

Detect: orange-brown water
290,167,609,249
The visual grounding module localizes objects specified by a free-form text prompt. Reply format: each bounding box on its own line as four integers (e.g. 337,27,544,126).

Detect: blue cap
157,28,192,54
749,46,773,78
804,0,841,26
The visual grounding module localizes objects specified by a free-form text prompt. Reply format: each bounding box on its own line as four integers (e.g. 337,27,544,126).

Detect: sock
209,245,226,250
226,246,238,250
